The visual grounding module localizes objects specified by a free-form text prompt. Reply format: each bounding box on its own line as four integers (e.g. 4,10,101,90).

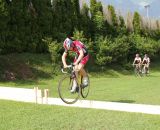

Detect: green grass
1,71,160,105
0,53,160,105
0,100,160,130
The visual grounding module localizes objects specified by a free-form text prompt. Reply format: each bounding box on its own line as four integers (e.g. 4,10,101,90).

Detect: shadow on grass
111,100,135,103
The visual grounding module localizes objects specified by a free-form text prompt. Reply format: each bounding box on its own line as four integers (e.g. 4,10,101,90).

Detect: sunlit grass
0,53,160,105
0,100,160,130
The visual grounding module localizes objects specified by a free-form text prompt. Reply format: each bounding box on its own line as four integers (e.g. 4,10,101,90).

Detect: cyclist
142,54,150,73
62,37,89,93
133,53,142,71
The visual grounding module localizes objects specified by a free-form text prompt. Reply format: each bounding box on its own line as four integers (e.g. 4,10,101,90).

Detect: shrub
95,36,130,65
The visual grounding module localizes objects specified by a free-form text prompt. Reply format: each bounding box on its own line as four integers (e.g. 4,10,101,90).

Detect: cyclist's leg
75,63,89,87
74,63,85,76
80,55,89,76
74,55,89,87
146,64,149,73
80,55,89,86
74,54,89,76
143,65,145,73
70,65,79,93
80,66,87,77
139,63,142,72
136,64,139,72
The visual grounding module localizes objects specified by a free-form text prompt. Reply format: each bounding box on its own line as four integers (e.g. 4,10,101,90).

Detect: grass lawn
0,53,160,105
0,100,160,130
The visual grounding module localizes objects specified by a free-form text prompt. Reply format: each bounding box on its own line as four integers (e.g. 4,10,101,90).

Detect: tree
0,0,9,53
80,3,91,37
71,0,81,29
90,0,104,38
133,11,142,34
104,5,118,36
114,15,127,36
93,11,105,36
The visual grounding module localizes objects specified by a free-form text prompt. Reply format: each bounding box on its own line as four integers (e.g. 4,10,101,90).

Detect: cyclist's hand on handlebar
73,62,78,66
63,64,69,68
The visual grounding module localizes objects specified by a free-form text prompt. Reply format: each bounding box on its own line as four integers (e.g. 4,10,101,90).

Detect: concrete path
47,98,160,115
0,86,160,115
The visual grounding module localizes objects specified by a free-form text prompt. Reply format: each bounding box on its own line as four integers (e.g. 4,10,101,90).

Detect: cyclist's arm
133,59,136,65
62,52,68,68
148,58,150,64
139,58,142,64
74,49,84,65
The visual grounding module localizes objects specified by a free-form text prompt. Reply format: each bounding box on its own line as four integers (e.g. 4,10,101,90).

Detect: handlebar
133,63,147,66
61,64,74,74
132,64,139,66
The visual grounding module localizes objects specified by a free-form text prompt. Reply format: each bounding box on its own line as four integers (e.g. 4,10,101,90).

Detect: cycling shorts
74,54,89,65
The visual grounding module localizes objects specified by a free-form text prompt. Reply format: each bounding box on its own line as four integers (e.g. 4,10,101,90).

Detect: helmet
145,54,148,57
63,38,73,50
136,53,139,57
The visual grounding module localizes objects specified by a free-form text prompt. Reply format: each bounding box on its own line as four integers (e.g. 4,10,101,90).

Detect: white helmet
63,38,73,50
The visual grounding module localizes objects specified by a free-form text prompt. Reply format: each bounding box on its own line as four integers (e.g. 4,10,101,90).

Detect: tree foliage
133,12,141,34
0,0,160,67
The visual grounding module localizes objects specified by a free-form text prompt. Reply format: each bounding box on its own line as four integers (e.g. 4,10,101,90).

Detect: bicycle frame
133,64,142,76
61,64,82,86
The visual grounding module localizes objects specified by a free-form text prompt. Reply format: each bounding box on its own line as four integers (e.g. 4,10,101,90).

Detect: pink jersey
64,40,89,65
65,40,88,56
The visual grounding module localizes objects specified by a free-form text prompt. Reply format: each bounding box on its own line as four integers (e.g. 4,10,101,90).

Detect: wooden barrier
43,89,49,104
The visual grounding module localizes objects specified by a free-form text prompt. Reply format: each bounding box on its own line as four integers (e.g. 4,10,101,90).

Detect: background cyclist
142,54,150,73
133,53,142,71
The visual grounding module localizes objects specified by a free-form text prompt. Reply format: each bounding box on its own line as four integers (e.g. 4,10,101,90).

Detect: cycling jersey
143,60,148,64
64,40,89,65
143,57,150,64
65,40,88,57
134,57,141,64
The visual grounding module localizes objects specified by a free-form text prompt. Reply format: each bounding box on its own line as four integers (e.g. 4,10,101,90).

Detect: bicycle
133,64,142,76
58,64,90,104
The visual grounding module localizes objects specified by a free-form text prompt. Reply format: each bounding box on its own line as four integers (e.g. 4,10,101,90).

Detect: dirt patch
4,71,16,81
14,63,34,80
3,63,34,81
0,55,34,80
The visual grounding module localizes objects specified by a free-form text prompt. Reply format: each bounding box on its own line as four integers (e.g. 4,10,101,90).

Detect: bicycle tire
134,67,139,76
58,74,80,104
143,66,148,76
134,66,142,77
81,74,90,98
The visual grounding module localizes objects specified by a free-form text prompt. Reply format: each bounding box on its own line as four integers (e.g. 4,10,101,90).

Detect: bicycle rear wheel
58,74,80,104
81,75,90,98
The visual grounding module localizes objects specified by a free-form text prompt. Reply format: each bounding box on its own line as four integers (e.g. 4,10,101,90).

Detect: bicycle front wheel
134,67,139,76
58,75,80,104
